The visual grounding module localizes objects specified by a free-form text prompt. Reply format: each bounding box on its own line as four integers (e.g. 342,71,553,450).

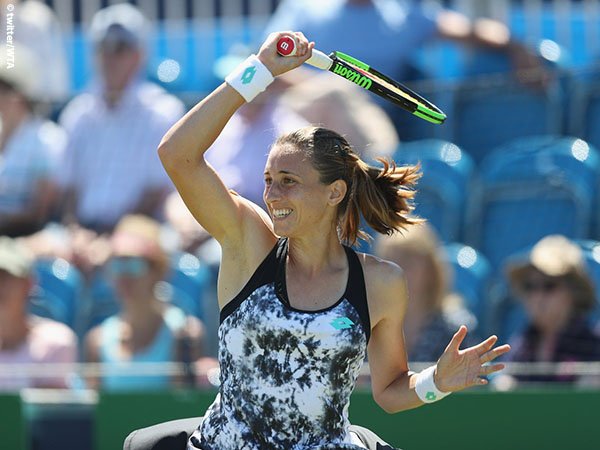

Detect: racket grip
276,36,332,71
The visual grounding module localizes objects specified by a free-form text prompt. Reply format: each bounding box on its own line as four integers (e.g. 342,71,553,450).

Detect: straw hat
506,235,596,312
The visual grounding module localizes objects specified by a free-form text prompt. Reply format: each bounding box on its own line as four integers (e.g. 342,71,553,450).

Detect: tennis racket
276,36,446,124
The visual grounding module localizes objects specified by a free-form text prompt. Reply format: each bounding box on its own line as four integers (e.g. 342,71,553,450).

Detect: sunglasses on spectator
521,278,562,294
106,257,150,277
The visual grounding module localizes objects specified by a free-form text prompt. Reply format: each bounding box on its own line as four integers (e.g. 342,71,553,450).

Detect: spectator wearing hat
0,0,69,104
503,235,600,385
57,4,184,233
84,215,208,391
0,237,77,390
0,47,67,237
374,223,478,362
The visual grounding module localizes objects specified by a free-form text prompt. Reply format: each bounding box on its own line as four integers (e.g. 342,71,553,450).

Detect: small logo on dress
241,66,257,84
330,316,355,330
426,391,437,401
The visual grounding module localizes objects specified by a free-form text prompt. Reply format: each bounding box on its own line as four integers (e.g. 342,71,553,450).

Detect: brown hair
274,126,422,246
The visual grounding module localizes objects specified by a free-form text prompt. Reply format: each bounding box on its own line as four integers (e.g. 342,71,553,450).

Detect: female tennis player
135,31,510,450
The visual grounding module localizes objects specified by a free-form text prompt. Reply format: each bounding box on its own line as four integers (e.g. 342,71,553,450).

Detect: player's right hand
257,31,314,77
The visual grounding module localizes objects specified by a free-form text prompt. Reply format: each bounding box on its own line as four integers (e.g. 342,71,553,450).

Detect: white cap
0,45,39,100
89,4,148,50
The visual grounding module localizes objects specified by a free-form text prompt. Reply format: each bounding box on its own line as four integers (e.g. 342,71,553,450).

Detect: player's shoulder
357,251,408,325
358,251,405,287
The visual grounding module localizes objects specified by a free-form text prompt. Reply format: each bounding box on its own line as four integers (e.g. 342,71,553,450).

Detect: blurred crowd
1,0,600,392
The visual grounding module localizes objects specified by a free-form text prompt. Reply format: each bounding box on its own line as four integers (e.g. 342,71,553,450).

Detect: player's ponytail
274,126,422,246
343,157,422,245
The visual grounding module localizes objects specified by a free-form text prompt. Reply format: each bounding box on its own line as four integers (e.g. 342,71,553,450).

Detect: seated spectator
58,4,184,233
0,237,77,390
374,223,477,362
84,215,208,391
0,0,69,105
503,235,600,385
0,47,66,237
277,69,399,161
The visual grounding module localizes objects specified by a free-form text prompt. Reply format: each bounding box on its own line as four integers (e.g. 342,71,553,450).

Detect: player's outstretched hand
434,325,511,393
257,31,314,77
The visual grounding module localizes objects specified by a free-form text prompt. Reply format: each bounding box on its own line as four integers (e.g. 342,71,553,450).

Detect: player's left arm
365,256,511,414
365,257,421,413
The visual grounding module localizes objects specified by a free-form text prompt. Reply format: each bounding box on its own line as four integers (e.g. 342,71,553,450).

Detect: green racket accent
326,51,447,124
334,51,370,71
415,104,447,124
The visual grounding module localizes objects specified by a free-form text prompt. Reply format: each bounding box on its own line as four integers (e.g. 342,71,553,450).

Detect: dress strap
342,245,371,343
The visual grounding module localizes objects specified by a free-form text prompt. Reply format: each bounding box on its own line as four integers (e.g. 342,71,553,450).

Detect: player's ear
327,179,347,206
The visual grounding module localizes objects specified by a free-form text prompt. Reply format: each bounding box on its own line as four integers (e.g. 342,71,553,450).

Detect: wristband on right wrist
415,365,451,404
225,54,274,103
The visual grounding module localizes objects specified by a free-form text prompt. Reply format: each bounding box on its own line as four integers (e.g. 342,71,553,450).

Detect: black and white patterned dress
188,238,371,450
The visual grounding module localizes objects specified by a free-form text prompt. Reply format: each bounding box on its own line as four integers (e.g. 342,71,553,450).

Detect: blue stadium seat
443,243,492,330
469,136,600,271
162,252,211,320
394,140,475,242
29,258,83,329
569,73,600,161
82,273,121,333
450,80,563,164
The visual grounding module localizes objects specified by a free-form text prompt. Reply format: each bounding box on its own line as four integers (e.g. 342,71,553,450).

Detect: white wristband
225,54,274,103
415,365,451,403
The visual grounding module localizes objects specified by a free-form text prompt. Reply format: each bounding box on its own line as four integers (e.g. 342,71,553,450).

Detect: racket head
331,51,446,124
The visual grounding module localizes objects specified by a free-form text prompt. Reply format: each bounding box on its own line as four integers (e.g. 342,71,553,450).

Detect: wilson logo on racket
332,63,372,89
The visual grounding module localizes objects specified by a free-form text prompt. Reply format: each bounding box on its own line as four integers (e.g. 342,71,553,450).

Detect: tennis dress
188,238,371,450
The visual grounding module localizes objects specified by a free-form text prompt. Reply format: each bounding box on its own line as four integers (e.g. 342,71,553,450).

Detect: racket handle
276,36,332,71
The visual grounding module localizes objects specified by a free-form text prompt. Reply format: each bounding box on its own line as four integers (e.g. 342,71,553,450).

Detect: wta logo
332,63,372,89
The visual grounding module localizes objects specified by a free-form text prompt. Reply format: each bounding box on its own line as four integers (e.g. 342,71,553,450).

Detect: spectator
374,223,477,362
502,235,600,385
277,69,400,161
0,0,70,105
0,237,77,390
58,4,184,233
265,0,545,84
0,47,66,237
84,215,207,391
265,0,548,139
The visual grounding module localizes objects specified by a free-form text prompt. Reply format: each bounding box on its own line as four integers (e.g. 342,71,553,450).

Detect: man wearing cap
0,46,66,237
0,237,77,390
58,4,185,233
503,235,600,385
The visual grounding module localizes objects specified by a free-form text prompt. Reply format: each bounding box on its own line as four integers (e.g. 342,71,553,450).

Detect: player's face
263,145,337,237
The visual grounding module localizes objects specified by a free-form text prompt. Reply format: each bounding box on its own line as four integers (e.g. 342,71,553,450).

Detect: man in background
58,3,184,234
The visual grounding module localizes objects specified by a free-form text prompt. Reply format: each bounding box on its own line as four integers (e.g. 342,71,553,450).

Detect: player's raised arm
157,32,314,243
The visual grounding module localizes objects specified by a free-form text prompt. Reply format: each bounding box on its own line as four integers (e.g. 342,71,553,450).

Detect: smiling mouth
272,208,293,219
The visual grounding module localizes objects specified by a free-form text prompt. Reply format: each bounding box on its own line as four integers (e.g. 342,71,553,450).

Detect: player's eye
283,177,295,185
264,177,272,186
